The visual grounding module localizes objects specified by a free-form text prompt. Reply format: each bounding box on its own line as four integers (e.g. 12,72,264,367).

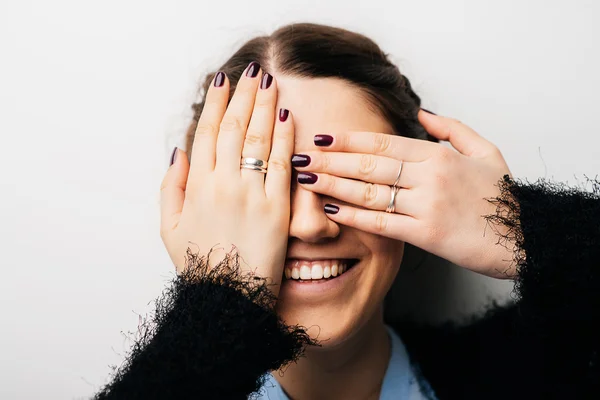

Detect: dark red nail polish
170,147,178,166
314,135,333,146
421,108,437,115
214,72,225,87
260,73,273,89
292,154,311,167
324,204,339,215
298,172,318,184
246,61,260,78
279,108,289,122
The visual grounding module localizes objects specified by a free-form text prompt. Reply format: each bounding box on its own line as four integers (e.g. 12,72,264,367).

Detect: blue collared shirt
254,326,435,399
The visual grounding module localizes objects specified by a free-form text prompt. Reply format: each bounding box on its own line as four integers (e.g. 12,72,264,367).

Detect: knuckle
373,133,392,154
374,212,389,233
435,146,453,161
244,130,266,146
433,172,449,189
220,116,242,132
194,122,218,138
347,208,358,225
428,194,445,215
363,183,378,206
321,153,332,170
341,133,351,149
441,123,455,141
325,175,337,193
273,129,293,148
253,99,272,111
268,157,290,172
359,154,377,178
214,180,237,198
273,124,290,139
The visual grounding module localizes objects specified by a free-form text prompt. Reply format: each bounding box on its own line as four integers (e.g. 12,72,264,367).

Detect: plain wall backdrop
1,0,599,398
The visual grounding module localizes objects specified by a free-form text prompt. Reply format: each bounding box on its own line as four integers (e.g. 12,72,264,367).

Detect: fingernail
170,147,178,166
260,73,273,89
279,108,289,122
324,204,339,215
298,172,318,184
246,61,260,78
314,135,333,147
214,71,225,87
421,108,437,115
291,154,311,167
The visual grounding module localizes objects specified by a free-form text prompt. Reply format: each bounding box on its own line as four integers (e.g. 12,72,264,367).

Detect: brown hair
184,22,435,154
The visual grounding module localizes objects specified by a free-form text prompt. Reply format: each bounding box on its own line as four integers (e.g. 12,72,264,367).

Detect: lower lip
279,260,361,297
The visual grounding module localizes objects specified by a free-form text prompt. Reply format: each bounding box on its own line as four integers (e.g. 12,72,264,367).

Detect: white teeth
284,260,354,280
300,265,312,280
311,263,324,279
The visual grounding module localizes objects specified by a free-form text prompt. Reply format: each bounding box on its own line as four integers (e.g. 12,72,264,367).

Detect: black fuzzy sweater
94,176,600,400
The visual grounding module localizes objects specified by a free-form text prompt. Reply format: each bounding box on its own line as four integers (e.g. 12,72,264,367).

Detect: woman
95,23,600,399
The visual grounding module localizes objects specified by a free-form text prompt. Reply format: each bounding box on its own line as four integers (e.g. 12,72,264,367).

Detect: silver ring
386,186,399,213
241,164,267,173
392,160,403,188
386,161,404,213
241,157,267,169
241,157,268,174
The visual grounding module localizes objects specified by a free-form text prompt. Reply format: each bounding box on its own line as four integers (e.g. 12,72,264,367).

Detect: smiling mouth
284,259,360,281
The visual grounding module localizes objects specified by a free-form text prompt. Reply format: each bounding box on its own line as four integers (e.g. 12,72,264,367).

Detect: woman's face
275,76,405,348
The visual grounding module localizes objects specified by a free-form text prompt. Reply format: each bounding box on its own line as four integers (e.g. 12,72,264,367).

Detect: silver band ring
385,161,404,213
392,160,403,188
386,186,399,213
241,157,268,168
241,157,268,173
241,164,267,173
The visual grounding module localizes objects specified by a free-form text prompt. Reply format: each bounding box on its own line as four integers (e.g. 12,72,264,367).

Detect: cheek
362,233,405,270
364,235,405,294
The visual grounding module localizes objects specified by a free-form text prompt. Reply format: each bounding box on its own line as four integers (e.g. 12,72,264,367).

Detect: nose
289,183,340,243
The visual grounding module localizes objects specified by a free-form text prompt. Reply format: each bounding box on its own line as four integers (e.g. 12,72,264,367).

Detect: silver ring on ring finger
385,160,404,213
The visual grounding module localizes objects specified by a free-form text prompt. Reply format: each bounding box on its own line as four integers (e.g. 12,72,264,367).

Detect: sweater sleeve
398,175,600,400
94,249,315,400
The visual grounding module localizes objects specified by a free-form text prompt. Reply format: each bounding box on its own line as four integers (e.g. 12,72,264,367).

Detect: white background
1,0,599,398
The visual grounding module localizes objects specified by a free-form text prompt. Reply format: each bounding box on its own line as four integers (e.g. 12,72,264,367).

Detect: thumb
160,147,189,236
418,110,495,158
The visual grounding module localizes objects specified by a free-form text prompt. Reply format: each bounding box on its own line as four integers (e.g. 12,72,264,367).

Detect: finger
241,72,277,184
215,61,262,172
313,131,438,162
418,110,497,157
160,148,189,239
265,108,294,199
297,172,419,216
292,152,418,189
188,71,229,183
323,202,418,241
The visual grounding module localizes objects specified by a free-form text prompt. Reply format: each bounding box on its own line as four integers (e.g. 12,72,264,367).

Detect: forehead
274,76,393,151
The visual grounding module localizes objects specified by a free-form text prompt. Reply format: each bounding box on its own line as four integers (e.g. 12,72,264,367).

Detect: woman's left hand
293,110,516,279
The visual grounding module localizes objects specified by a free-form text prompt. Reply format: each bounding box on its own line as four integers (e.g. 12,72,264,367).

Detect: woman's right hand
159,63,294,297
